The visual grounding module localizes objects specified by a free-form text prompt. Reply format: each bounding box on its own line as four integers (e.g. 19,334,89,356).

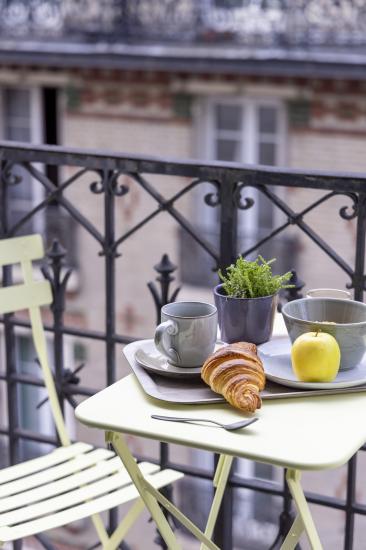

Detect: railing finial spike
148,253,180,325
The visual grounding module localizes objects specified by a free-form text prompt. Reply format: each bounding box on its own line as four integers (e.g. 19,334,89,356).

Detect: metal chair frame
0,234,182,549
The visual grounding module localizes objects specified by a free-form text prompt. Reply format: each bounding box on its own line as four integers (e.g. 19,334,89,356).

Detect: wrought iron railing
0,140,365,550
1,0,366,48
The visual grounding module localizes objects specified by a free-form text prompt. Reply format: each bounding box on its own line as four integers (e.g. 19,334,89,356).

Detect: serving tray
123,339,366,405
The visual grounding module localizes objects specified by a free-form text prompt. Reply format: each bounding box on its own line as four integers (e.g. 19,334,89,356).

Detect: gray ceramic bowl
282,298,366,370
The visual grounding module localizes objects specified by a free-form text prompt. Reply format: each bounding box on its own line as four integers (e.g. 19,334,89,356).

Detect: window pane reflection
215,104,242,132
216,138,241,161
259,142,276,165
259,106,277,134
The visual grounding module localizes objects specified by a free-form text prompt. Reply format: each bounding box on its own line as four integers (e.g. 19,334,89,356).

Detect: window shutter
287,99,311,129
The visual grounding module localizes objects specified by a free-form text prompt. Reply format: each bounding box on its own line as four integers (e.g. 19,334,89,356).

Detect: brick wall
63,79,193,419
59,71,366,398
287,131,363,293
0,65,365,550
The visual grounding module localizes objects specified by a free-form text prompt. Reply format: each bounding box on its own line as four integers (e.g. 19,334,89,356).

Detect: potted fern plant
214,256,293,344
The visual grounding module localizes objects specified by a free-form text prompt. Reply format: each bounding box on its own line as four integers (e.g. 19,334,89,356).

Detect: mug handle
154,320,180,364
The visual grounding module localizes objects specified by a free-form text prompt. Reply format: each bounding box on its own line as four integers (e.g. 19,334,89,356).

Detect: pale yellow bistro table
76,366,366,550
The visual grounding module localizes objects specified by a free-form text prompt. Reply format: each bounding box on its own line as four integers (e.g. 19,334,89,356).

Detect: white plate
258,336,366,390
134,340,225,380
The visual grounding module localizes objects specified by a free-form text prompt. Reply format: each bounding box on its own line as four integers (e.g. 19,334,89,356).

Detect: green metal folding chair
0,234,183,549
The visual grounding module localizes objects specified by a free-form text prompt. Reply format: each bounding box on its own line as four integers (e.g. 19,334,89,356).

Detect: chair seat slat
0,448,114,498
0,469,183,542
0,443,92,485
0,462,162,525
0,460,158,513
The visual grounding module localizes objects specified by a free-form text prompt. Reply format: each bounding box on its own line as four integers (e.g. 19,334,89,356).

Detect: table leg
280,469,323,550
200,454,234,550
107,431,221,550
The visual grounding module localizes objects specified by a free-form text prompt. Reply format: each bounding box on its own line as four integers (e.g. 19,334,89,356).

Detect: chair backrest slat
0,282,52,314
0,234,44,266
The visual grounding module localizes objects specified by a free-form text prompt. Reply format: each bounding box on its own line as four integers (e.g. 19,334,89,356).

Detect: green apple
291,331,341,382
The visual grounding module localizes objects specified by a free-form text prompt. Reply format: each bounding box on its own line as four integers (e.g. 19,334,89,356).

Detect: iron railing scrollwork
2,1,366,48
0,141,365,550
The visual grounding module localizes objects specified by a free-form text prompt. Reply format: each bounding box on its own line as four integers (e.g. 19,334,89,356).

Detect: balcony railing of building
0,140,365,550
1,0,366,48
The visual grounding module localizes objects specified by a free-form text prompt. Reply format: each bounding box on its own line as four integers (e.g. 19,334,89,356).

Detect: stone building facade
0,60,365,548
59,67,363,340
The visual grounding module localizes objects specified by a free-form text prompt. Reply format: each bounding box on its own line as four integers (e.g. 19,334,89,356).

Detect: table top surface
75,370,366,471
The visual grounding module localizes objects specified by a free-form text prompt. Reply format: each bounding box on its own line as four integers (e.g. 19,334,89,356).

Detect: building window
205,98,285,251
180,97,292,286
16,334,55,460
0,86,77,267
1,87,44,235
8,332,79,460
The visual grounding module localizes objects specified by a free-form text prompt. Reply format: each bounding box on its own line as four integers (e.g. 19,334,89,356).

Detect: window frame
0,325,78,459
194,95,287,235
0,86,45,234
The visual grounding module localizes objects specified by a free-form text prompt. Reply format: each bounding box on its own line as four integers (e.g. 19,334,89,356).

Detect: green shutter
287,100,311,128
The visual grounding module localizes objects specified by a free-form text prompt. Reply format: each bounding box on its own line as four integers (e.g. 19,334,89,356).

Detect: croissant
201,342,266,413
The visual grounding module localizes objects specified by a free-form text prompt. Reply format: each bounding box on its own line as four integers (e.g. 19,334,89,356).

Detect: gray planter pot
213,284,278,345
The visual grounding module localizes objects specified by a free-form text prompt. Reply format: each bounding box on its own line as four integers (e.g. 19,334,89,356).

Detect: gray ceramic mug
154,301,218,367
